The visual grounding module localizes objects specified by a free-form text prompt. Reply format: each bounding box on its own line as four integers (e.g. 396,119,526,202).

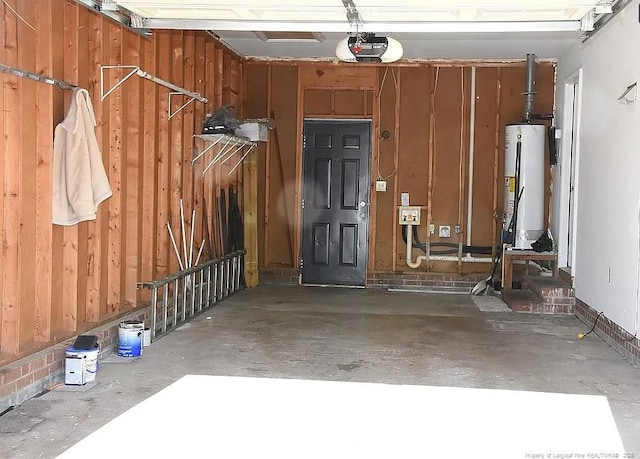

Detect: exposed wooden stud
106,22,123,316
299,65,377,90
0,7,5,351
368,71,381,272
18,0,37,341
426,66,438,270
457,67,467,273
294,66,303,273
75,0,89,326
139,32,159,288
492,69,502,259
264,66,272,266
192,33,207,257
181,31,196,266
249,58,557,70
84,10,105,323
330,89,335,115
169,30,185,275
214,45,223,109
363,89,369,115
391,68,401,272
243,147,259,287
214,46,224,243
50,0,66,334
155,30,171,279
1,0,22,355
124,30,141,308
60,0,79,331
202,38,216,259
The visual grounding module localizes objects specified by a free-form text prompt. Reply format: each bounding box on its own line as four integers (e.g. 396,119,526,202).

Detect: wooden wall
0,0,243,364
246,60,555,275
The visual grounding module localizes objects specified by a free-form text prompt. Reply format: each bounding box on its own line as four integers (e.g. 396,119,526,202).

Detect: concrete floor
1,285,639,458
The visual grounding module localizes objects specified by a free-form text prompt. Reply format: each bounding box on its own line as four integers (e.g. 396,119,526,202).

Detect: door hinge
303,134,306,149
301,199,305,209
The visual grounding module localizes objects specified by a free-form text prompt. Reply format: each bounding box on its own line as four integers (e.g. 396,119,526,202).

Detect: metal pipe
198,269,204,312
172,279,179,328
524,53,536,122
181,275,188,321
466,67,477,247
213,263,219,303
136,69,207,103
163,283,169,333
0,63,77,91
428,255,494,263
150,287,158,340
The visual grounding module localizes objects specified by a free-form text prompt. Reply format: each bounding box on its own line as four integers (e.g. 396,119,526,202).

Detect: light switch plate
401,192,410,206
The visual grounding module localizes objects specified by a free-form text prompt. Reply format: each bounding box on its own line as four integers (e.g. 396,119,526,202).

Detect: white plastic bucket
65,347,99,383
118,320,144,357
143,328,151,347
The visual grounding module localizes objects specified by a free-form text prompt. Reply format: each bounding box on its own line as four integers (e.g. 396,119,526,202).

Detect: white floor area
58,375,624,459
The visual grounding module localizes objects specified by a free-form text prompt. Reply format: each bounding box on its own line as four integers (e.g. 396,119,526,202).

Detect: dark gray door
301,120,371,286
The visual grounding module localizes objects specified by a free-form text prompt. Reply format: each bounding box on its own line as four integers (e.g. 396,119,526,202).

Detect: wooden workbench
501,245,558,291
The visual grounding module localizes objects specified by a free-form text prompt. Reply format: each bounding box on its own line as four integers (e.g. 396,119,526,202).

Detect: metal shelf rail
192,134,257,176
100,65,207,119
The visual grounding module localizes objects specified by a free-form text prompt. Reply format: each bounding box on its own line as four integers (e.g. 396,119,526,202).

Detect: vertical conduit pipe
466,67,477,251
524,53,536,121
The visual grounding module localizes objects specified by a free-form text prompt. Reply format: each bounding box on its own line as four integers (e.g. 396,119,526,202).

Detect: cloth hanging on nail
52,88,112,226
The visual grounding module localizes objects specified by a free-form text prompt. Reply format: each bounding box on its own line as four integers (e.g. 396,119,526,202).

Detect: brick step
523,276,574,300
502,275,575,314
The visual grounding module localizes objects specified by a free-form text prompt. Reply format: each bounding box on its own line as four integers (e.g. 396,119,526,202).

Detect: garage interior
0,0,639,456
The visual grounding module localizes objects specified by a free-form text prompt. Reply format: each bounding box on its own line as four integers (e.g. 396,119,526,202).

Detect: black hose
401,225,497,256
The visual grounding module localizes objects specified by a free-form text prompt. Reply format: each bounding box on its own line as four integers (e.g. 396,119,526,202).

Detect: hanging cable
376,66,398,181
431,67,440,195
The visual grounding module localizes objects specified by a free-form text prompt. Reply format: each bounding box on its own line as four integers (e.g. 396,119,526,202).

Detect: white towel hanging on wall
52,88,112,226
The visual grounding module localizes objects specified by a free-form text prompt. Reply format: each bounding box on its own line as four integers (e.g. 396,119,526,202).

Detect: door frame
558,68,583,273
299,117,373,285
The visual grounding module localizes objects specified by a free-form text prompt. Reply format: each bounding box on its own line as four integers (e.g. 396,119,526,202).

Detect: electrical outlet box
429,224,435,235
439,225,451,238
375,180,387,192
399,206,421,225
454,224,461,234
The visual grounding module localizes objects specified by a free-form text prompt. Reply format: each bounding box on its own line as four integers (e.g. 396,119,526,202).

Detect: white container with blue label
117,320,144,357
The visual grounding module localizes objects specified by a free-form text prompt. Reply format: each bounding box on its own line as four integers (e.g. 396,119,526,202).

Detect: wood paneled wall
0,0,243,363
246,60,555,274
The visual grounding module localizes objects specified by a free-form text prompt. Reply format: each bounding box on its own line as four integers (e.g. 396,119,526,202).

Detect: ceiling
106,0,616,60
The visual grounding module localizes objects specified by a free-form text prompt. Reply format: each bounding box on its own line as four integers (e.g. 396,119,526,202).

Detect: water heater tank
504,123,545,249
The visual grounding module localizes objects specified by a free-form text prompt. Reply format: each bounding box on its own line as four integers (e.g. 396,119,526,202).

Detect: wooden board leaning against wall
0,0,246,364
245,60,555,276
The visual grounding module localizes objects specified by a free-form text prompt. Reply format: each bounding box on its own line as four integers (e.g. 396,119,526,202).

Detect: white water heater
504,123,545,249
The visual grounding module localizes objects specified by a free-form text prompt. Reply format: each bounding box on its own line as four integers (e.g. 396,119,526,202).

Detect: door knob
359,201,366,207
